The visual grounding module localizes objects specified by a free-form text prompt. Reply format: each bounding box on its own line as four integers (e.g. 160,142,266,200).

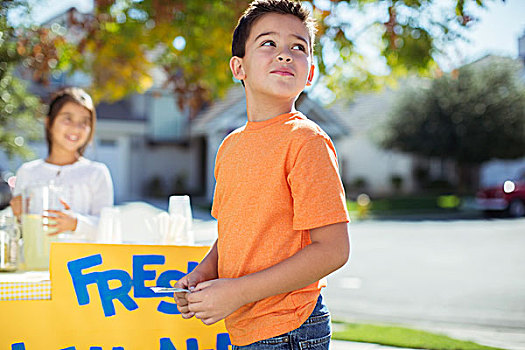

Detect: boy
174,0,350,347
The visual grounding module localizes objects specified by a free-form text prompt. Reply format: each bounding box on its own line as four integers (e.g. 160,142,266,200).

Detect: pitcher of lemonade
21,182,68,270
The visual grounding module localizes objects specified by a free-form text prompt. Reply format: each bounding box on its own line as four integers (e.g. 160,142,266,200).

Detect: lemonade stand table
0,271,51,300
0,242,230,350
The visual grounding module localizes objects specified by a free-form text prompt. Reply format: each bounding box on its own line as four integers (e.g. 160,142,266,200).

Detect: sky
441,0,525,69
24,0,525,71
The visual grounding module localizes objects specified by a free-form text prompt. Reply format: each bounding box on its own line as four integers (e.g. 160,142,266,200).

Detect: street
324,218,525,350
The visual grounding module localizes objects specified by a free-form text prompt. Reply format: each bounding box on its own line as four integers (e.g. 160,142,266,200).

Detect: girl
10,87,113,241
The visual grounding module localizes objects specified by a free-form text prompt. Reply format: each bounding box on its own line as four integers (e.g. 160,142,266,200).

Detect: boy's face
230,13,314,101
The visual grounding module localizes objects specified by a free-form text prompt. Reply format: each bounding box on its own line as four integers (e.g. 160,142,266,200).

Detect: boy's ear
230,56,246,81
306,64,315,87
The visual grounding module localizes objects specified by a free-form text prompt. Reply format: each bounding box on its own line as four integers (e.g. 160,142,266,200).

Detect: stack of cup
167,195,194,245
97,207,122,244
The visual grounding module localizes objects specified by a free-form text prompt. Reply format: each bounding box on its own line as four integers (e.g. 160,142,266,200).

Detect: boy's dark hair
232,0,317,58
46,87,96,156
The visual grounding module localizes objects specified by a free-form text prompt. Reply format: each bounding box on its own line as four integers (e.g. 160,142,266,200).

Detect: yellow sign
0,243,230,350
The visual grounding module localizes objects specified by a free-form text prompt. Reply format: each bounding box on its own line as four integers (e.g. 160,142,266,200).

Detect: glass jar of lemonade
21,182,65,270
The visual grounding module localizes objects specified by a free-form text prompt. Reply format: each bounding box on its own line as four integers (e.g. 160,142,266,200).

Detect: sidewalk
332,340,414,350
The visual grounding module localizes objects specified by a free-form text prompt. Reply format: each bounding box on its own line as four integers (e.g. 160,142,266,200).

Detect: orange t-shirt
211,111,349,345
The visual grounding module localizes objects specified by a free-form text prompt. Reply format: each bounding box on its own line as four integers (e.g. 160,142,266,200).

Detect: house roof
466,54,525,82
191,87,247,136
26,82,145,121
332,54,525,137
330,76,432,136
295,93,348,138
191,85,349,139
330,88,398,135
464,54,517,68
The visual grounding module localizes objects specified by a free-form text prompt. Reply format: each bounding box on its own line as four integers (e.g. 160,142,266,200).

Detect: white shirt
13,157,114,241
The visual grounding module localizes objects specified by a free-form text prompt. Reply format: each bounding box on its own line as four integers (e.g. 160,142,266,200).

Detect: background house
330,88,416,197
331,79,479,197
332,31,525,196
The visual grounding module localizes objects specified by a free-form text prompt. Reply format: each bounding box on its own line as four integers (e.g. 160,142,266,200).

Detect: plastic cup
168,195,194,245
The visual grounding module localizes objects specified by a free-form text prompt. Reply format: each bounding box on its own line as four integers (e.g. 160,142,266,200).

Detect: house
332,31,525,196
330,88,416,197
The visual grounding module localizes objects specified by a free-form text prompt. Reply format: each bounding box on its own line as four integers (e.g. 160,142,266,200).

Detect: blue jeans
232,294,331,350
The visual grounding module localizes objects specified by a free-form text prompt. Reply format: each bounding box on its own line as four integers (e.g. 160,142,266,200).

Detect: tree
0,0,42,161
7,0,502,113
382,57,525,192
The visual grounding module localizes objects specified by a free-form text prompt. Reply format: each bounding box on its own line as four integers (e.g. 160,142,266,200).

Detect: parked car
476,175,525,217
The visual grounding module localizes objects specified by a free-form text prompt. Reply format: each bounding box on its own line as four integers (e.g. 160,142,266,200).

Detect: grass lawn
332,322,507,350
346,194,470,220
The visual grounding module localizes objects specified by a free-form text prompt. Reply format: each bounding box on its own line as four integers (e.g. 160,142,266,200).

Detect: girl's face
47,102,92,155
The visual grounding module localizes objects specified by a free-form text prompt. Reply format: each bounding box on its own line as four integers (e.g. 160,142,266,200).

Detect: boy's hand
187,278,245,325
173,270,208,319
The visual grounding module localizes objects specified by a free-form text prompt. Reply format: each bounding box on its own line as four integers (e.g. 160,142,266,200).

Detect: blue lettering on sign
186,338,198,350
156,261,197,315
11,334,230,350
159,338,176,350
160,334,231,350
216,333,231,350
67,254,138,317
12,346,128,350
67,254,198,317
133,255,165,298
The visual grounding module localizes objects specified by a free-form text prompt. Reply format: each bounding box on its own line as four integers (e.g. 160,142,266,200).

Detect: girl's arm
186,222,349,325
10,196,22,218
11,166,27,218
